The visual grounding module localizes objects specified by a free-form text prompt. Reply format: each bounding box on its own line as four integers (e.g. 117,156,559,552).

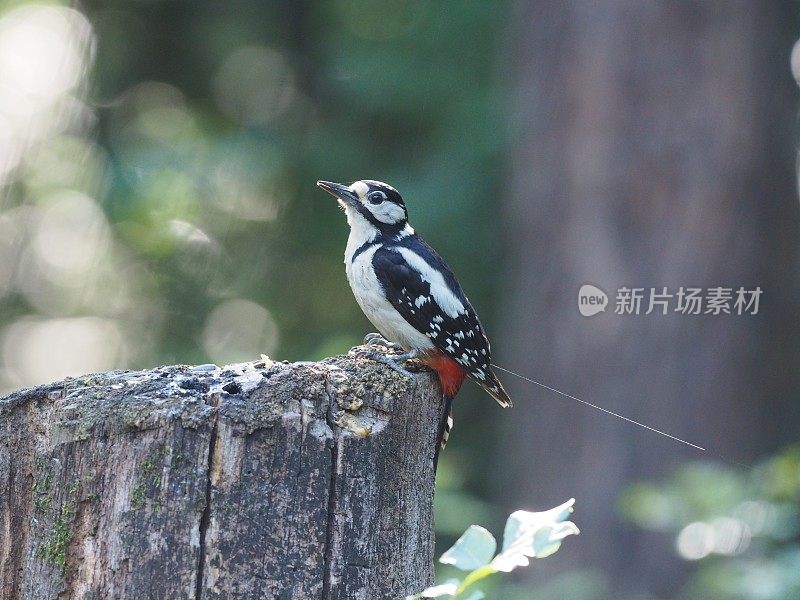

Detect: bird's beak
317,180,359,206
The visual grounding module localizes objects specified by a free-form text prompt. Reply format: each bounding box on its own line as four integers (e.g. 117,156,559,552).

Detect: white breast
345,243,434,352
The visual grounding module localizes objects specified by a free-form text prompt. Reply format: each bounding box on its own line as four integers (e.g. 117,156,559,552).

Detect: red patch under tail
423,352,467,397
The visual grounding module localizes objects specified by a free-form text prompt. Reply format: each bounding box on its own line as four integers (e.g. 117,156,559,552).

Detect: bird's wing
372,243,511,406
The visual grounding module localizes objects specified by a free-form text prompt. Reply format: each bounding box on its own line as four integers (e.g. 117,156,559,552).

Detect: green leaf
440,525,497,571
532,521,581,558
502,499,576,552
491,499,580,572
412,501,579,599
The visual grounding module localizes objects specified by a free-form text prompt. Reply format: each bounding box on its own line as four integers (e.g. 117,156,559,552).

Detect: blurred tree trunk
495,1,799,595
0,353,441,600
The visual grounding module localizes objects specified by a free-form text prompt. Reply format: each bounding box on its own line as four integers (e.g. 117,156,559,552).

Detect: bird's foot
363,332,403,352
356,347,422,379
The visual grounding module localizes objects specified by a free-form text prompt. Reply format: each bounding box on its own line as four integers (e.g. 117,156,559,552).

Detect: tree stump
0,348,443,599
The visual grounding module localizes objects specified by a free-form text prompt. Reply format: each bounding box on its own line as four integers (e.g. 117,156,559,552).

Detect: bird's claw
361,350,414,379
363,332,403,352
363,332,385,345
358,344,420,379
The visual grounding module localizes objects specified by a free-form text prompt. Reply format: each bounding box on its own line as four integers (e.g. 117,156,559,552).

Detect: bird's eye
368,191,386,205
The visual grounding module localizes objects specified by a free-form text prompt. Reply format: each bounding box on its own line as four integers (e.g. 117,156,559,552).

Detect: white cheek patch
368,201,405,224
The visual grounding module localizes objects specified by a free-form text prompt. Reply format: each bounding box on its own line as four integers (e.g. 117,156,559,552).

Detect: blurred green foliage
619,446,800,600
0,0,507,388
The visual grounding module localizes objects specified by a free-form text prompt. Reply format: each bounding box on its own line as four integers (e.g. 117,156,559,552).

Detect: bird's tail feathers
434,394,454,470
480,368,513,407
438,395,454,449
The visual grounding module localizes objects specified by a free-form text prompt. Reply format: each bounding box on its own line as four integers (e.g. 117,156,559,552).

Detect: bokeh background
1,1,799,598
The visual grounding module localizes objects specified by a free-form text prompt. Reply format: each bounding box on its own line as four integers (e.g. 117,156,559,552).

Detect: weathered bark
0,348,442,599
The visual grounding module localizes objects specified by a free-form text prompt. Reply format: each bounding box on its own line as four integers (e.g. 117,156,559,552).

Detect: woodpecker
317,179,512,447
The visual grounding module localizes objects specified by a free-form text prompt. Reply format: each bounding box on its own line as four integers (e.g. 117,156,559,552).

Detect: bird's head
317,179,410,236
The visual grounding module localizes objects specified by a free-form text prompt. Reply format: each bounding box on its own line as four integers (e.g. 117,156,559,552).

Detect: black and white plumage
316,179,512,412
